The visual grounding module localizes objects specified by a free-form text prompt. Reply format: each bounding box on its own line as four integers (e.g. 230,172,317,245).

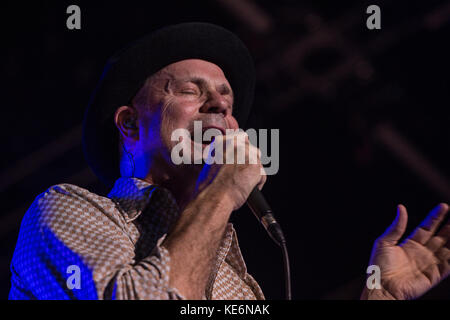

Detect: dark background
1,0,449,299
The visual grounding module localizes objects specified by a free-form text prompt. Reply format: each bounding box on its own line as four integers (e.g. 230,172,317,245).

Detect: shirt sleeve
9,184,185,300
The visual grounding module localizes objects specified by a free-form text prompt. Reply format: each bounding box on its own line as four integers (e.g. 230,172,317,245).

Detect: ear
114,106,139,140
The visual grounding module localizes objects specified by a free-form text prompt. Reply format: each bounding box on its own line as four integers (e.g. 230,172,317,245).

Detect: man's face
136,59,239,167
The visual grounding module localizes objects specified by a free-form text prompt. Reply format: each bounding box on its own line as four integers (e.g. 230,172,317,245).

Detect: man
9,23,450,300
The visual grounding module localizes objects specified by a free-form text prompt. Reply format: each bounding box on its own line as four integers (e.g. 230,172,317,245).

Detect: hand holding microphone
200,131,291,299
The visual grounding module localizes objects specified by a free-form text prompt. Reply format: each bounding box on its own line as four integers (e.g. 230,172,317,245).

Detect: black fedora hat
82,22,255,188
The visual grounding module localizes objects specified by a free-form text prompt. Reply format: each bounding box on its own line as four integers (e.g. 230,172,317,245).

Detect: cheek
162,98,198,129
138,104,164,148
160,99,198,146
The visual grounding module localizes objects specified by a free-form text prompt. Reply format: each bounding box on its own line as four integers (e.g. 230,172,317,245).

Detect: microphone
246,187,286,247
246,187,292,300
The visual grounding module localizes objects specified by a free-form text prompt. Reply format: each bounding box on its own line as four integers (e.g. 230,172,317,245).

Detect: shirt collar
107,177,179,224
107,177,253,298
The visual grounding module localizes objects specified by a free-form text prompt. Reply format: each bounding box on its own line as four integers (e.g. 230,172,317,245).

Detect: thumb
377,204,408,246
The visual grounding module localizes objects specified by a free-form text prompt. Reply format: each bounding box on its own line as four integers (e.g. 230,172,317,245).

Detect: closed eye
181,90,198,95
179,83,201,96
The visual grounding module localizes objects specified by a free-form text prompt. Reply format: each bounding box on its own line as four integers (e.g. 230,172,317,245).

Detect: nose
199,91,231,117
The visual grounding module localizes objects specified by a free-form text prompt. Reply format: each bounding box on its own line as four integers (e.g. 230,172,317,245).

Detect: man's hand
195,131,266,211
162,131,265,299
362,203,450,300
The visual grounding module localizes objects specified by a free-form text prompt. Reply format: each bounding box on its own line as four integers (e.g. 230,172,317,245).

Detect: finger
425,236,447,253
410,203,449,244
436,246,450,279
257,166,267,190
224,132,250,164
437,224,450,244
419,203,448,232
247,144,261,165
377,204,408,246
436,246,450,262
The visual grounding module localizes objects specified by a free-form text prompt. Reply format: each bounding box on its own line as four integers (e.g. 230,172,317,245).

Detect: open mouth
202,126,226,135
203,126,226,146
189,126,226,146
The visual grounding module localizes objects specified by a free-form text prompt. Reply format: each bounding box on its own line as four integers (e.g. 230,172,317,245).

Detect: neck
159,168,199,211
124,147,203,212
139,158,202,212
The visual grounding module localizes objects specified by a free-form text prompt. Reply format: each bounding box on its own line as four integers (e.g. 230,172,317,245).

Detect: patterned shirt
9,177,265,300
